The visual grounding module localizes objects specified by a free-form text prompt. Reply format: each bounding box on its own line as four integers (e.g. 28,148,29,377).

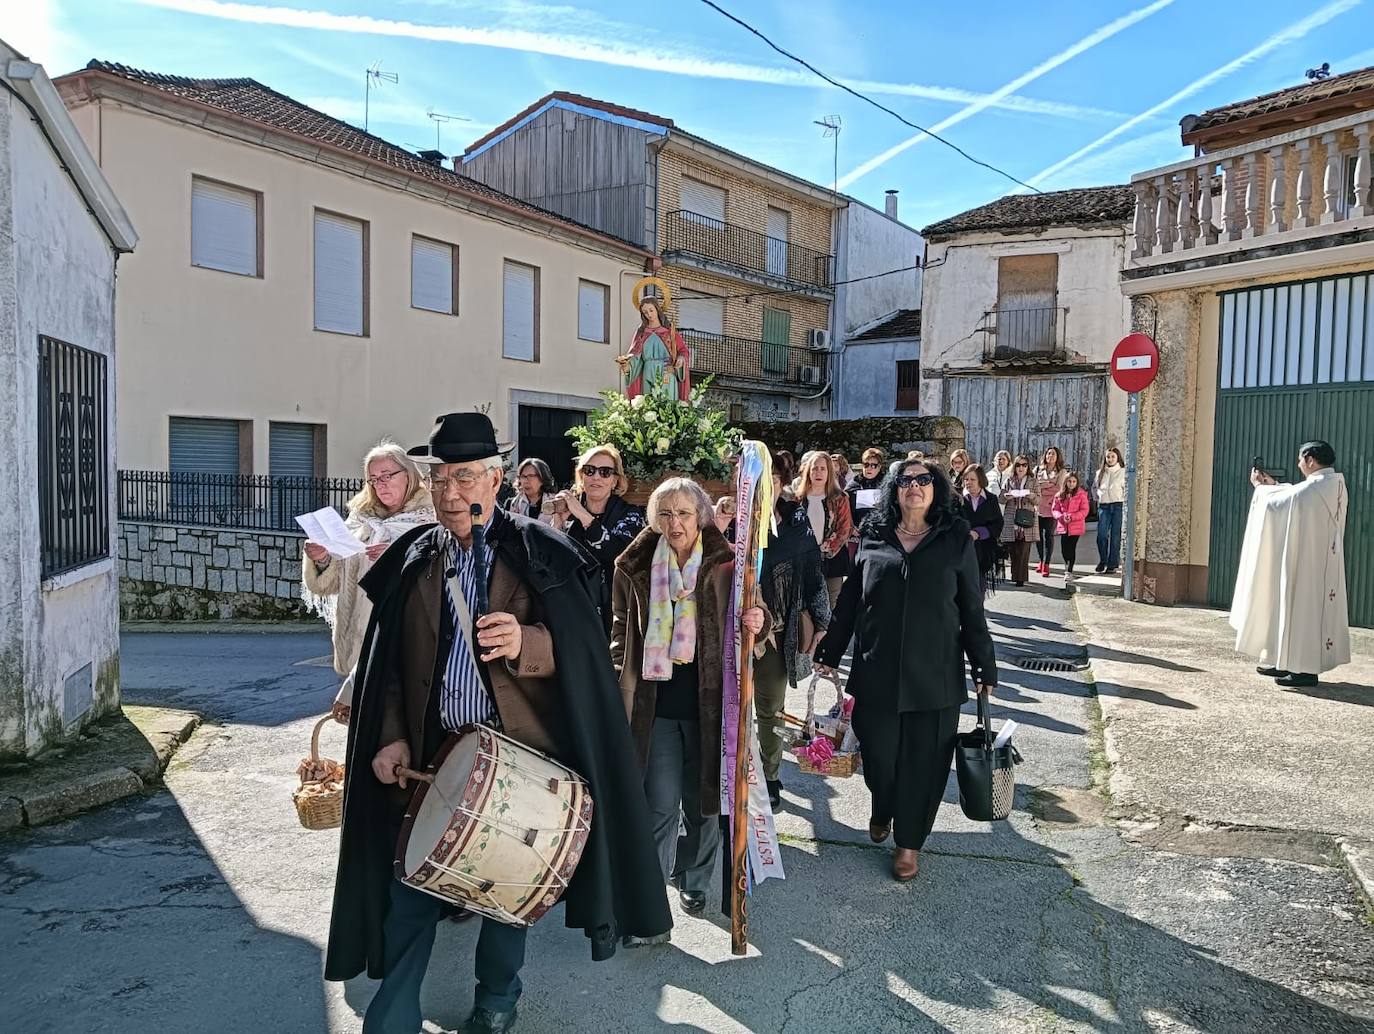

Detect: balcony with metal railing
981,306,1069,363
661,210,834,293
682,329,827,389
1129,110,1373,273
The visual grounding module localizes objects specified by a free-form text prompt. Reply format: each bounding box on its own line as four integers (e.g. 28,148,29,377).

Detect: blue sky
9,0,1374,228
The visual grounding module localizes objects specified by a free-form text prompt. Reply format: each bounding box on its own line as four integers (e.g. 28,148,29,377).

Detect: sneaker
1095,563,1106,574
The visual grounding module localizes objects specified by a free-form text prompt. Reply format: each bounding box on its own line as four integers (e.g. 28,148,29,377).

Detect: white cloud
1022,0,1364,189
836,0,1177,190
124,0,1117,120
4,0,87,75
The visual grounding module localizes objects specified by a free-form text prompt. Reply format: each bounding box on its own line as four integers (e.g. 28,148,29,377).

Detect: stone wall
117,522,312,621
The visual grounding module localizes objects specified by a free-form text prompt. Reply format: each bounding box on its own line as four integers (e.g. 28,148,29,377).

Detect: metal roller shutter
269,423,317,476
169,417,240,473
680,178,726,225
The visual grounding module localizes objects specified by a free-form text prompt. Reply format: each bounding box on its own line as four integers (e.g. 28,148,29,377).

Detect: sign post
1110,334,1160,603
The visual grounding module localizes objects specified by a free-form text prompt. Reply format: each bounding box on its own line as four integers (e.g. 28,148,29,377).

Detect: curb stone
0,706,201,833
1338,838,1374,915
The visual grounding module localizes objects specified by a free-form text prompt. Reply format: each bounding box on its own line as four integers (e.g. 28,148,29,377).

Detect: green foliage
568,384,741,481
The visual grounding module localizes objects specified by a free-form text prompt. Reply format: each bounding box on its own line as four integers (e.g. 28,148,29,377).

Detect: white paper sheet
855,489,880,509
992,719,1019,750
1005,489,1031,498
295,507,365,557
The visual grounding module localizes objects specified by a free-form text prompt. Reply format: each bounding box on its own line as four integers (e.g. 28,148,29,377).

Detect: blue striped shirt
440,533,497,731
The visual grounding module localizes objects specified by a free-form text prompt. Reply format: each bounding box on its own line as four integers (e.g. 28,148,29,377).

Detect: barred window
38,336,110,579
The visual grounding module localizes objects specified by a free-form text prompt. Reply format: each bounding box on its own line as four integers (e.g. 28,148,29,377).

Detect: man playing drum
325,413,671,1034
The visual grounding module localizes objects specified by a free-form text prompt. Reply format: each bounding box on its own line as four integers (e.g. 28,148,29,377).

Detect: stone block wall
117,522,312,621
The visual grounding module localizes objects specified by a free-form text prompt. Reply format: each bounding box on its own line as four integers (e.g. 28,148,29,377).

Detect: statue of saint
617,292,691,402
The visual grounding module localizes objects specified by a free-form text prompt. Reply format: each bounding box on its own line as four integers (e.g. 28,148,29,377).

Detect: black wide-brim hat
407,412,514,465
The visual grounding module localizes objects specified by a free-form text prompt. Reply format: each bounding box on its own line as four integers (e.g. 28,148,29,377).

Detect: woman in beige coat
302,440,434,721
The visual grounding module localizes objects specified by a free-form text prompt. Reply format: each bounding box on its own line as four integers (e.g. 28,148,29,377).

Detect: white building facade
919,187,1134,473
0,45,137,758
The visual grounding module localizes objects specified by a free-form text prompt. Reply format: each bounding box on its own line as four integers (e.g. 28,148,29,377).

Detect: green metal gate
1207,273,1374,627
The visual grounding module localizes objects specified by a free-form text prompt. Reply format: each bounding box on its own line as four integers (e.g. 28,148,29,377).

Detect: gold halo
632,276,672,312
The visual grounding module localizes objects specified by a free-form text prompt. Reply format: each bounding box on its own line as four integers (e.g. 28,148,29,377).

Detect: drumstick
393,765,435,784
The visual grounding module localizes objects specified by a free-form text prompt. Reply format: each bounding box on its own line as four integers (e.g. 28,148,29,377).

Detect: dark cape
324,515,672,982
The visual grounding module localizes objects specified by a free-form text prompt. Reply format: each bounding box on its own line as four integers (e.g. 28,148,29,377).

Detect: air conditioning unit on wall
807,328,831,351
798,366,822,386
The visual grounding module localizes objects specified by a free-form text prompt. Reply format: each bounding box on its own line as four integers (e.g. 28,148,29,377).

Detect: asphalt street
3,575,1372,1033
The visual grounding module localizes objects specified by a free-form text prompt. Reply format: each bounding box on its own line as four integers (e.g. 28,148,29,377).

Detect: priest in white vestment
1229,440,1350,687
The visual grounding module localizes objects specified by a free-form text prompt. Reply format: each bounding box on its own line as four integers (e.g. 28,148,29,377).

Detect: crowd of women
300,435,1123,909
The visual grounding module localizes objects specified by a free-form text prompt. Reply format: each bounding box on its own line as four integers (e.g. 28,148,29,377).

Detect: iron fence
118,470,363,532
662,210,833,290
683,329,827,388
39,336,110,579
982,306,1069,361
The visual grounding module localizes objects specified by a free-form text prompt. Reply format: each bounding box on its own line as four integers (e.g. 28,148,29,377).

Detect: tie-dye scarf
643,532,702,680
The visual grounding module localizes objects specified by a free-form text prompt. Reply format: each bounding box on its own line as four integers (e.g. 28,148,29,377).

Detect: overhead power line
696,0,1043,195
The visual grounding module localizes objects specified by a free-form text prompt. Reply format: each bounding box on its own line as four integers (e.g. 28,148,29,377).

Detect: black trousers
1036,516,1057,564
1061,534,1080,572
851,701,963,851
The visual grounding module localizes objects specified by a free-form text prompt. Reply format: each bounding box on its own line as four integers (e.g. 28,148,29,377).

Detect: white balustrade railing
1130,110,1373,263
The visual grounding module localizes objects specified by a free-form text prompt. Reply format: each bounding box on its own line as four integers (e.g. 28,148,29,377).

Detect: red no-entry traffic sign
1111,333,1159,393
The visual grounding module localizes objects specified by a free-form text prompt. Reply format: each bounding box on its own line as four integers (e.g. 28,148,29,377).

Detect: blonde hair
646,477,713,530
949,448,972,470
906,449,925,461
792,449,841,500
993,450,1012,469
573,443,629,496
861,447,886,465
346,439,426,517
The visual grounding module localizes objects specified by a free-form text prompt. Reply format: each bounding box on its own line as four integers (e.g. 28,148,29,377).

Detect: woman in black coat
815,458,998,882
960,464,1004,596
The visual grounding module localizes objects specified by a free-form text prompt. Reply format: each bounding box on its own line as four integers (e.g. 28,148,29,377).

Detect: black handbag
955,693,1021,821
1013,507,1035,529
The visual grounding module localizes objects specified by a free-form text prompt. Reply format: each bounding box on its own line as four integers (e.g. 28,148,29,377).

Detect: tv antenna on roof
814,115,841,196
364,61,398,132
1305,62,1331,81
426,109,473,153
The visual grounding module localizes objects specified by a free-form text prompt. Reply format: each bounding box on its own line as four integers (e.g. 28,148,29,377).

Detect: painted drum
395,724,593,927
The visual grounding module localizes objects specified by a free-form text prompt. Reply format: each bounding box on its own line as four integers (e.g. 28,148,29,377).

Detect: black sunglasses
895,472,936,488
862,461,880,468
581,464,617,479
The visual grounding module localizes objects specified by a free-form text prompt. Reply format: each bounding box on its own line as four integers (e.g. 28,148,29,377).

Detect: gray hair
646,477,714,530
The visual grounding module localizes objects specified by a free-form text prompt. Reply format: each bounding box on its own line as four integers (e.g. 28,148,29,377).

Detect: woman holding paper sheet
814,458,997,882
301,441,434,722
999,455,1038,586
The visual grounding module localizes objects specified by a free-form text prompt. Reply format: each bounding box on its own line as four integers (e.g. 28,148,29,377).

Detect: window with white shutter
577,280,609,342
191,177,260,276
411,235,458,314
677,295,724,336
314,210,368,336
503,260,539,361
680,178,726,226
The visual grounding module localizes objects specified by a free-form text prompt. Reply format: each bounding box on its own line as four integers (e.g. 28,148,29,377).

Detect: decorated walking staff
720,441,784,956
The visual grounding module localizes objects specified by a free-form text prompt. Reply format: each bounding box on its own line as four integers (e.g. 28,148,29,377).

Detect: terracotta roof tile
1187,64,1374,134
850,309,921,341
922,185,1134,238
79,61,647,254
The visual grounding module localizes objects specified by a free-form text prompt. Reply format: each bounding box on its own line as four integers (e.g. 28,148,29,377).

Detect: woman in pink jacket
1051,472,1090,585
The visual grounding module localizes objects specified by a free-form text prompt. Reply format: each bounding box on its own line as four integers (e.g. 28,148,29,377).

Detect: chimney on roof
885,190,899,219
417,149,446,166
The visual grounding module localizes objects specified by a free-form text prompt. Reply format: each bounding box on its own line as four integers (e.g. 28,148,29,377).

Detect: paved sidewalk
1074,593,1374,903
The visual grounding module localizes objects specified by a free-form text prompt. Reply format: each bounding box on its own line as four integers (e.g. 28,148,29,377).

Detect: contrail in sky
1022,0,1363,189
125,0,1118,121
837,0,1178,190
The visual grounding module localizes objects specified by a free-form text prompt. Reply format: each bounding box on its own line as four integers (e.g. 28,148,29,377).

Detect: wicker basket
293,715,345,831
797,750,861,778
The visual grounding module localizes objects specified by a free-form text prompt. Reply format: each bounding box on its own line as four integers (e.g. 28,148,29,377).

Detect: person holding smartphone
814,458,997,882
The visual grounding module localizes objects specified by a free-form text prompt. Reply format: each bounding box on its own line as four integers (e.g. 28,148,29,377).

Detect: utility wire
697,0,1043,195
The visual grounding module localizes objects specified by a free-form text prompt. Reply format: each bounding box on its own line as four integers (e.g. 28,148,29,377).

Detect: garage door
1208,274,1374,627
169,417,240,473
943,373,1108,476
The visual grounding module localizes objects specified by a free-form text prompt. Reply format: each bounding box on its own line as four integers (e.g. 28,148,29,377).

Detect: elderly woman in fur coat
611,478,764,935
302,440,434,722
